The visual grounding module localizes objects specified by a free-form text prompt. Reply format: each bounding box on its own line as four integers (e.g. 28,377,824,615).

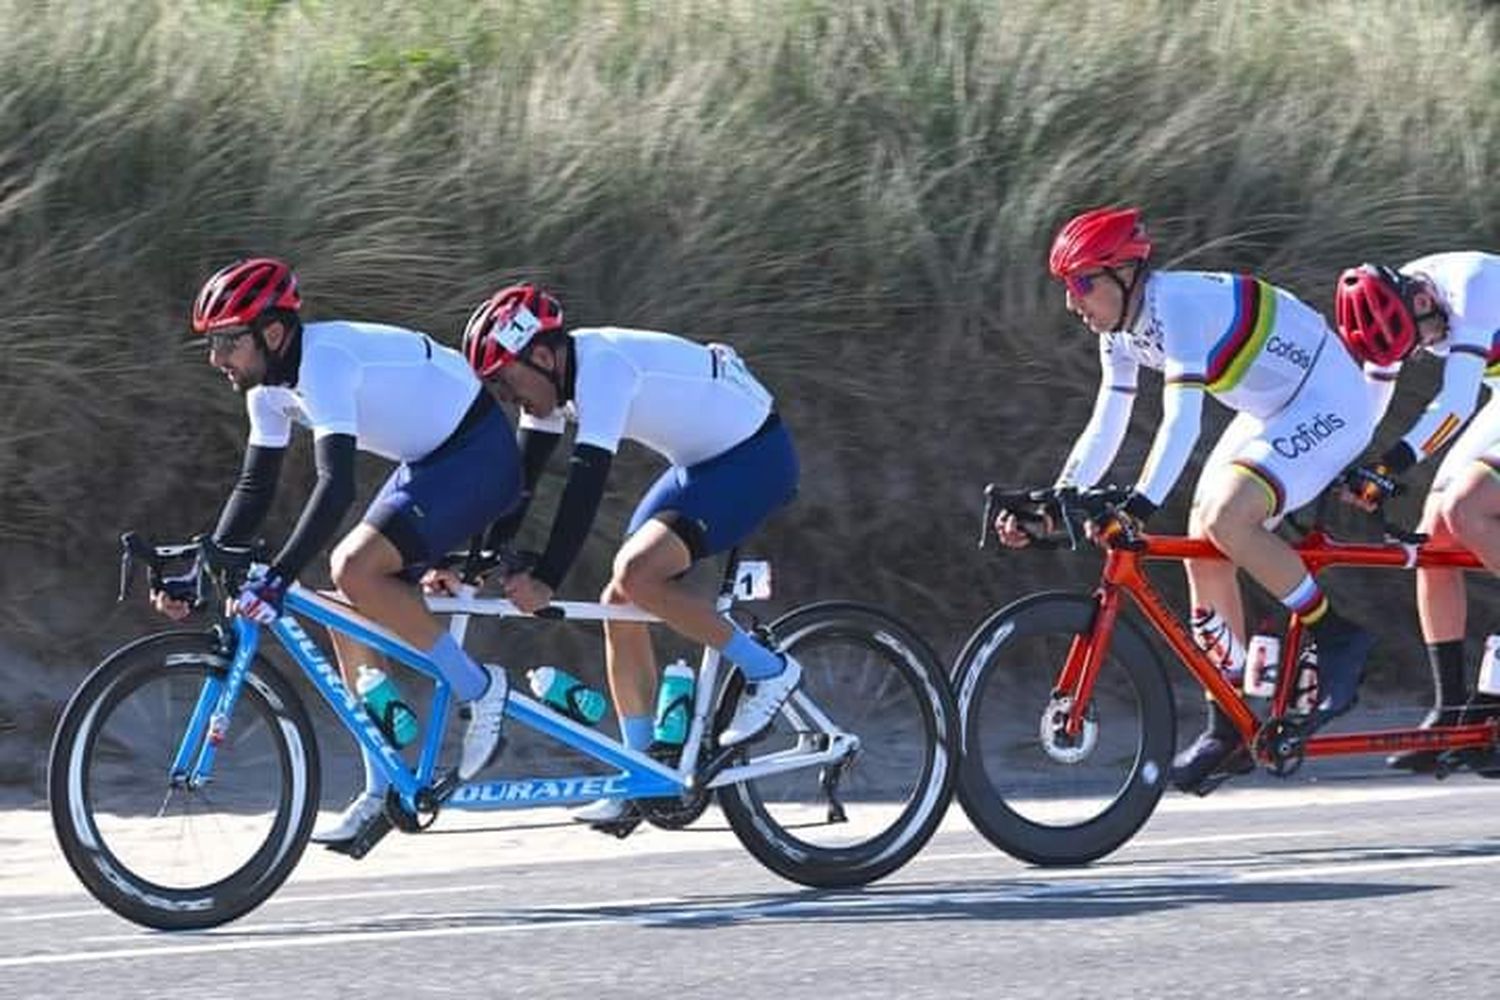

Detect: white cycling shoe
572,798,635,825
719,655,802,745
459,665,510,780
311,792,385,845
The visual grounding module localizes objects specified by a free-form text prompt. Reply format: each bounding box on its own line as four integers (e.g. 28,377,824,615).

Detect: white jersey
246,320,480,462
1362,252,1500,466
519,328,774,468
1058,270,1356,505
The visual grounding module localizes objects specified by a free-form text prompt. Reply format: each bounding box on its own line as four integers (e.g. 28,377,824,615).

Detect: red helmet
191,257,301,334
1049,207,1153,279
1334,264,1418,366
462,283,565,378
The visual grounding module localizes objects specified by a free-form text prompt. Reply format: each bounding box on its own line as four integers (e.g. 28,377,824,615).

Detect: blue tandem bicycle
49,535,957,929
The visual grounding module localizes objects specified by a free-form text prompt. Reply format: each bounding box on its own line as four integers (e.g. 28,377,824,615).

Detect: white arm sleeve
1134,381,1205,505
1399,349,1486,462
1055,336,1139,488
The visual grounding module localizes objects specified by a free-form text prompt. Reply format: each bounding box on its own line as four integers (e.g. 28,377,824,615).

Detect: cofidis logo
1272,412,1346,458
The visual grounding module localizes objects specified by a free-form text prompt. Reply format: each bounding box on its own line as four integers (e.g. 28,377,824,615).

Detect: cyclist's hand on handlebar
503,572,554,614
993,509,1054,548
421,567,463,596
149,588,193,621
1084,492,1155,548
1339,462,1401,513
234,570,286,625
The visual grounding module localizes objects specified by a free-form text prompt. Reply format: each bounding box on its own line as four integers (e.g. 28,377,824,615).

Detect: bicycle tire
718,601,957,887
954,591,1174,866
49,630,320,930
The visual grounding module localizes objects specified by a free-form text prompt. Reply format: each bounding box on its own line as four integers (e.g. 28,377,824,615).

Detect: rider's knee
1445,491,1486,543
612,550,662,600
600,578,632,606
330,543,373,600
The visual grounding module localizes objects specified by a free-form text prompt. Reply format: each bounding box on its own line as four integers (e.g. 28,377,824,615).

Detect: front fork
169,617,261,789
1053,589,1121,738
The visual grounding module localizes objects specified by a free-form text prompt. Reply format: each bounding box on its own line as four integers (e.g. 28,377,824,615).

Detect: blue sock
723,626,785,681
621,715,654,751
426,634,488,701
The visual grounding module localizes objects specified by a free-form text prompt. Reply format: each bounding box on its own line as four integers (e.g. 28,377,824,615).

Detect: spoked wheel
718,601,957,887
49,631,320,929
954,592,1175,866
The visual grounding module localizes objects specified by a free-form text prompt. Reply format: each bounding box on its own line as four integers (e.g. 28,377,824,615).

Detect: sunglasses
205,327,253,352
1063,270,1108,297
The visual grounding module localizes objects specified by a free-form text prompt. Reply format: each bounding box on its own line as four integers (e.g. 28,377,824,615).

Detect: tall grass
2,0,1498,686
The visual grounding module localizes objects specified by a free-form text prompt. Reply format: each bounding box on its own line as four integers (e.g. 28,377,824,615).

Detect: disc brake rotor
1039,696,1099,764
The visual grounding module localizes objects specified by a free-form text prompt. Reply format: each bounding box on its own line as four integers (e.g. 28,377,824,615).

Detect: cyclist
1336,254,1500,766
454,283,801,825
994,207,1381,792
153,258,522,846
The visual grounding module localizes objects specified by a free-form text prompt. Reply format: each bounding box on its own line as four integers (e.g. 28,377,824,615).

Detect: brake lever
118,538,135,603
1055,488,1082,552
978,486,999,550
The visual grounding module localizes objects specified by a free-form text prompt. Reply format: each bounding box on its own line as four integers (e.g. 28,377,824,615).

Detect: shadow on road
194,873,1435,939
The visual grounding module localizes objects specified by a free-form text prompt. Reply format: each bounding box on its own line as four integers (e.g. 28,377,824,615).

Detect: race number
733,560,773,601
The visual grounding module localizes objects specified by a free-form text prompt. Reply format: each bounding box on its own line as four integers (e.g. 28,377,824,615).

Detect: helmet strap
1106,263,1148,330
256,312,304,387
518,336,573,405
1407,278,1448,343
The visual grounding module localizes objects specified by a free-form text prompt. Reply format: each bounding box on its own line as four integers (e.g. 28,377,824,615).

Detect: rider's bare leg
1445,463,1500,573
608,518,790,731
1185,491,1247,641
1443,463,1500,722
1418,491,1467,644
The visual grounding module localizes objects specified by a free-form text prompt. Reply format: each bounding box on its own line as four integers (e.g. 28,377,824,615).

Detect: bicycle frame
167,559,859,815
1057,528,1498,761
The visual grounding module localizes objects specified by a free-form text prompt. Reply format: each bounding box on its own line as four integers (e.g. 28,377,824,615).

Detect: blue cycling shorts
626,414,799,560
365,393,521,574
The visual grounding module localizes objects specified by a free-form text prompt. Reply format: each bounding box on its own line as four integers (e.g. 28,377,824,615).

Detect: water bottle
527,666,608,725
1244,634,1281,699
1479,635,1500,696
653,659,696,747
356,665,419,748
1190,606,1245,686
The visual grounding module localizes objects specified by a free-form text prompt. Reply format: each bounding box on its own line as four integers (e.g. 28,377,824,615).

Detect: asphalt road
7,776,1500,999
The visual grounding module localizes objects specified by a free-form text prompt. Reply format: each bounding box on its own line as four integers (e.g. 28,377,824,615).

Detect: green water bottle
356,665,419,748
652,659,696,746
527,666,608,725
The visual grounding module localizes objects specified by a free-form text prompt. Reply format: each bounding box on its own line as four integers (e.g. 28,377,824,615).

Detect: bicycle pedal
323,810,393,860
1189,772,1233,797
590,816,642,840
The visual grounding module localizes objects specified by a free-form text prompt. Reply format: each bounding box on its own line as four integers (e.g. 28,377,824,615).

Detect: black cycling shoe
1386,705,1464,772
1454,694,1500,777
1309,624,1375,731
1170,729,1253,794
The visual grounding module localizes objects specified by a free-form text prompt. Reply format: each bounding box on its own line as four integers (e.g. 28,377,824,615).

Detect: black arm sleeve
212,445,287,546
267,433,358,582
482,427,564,550
530,443,613,590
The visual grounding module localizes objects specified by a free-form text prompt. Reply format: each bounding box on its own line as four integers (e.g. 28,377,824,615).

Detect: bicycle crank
1252,717,1309,777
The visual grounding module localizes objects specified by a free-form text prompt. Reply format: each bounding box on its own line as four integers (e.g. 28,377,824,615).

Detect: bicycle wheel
954,591,1174,866
50,630,320,930
718,601,957,887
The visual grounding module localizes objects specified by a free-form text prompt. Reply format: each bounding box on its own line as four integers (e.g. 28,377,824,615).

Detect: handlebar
978,484,1134,552
980,474,1429,554
119,532,259,610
